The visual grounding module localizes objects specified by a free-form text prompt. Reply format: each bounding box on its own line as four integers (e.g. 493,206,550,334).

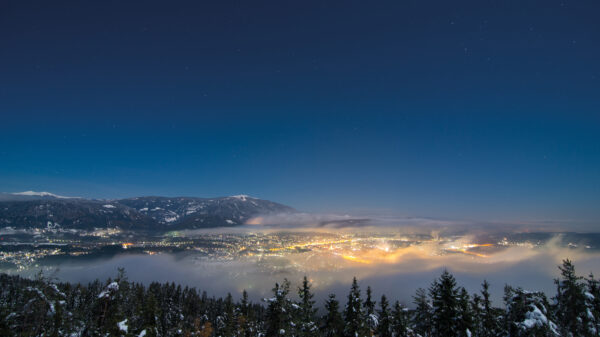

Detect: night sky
1,0,599,224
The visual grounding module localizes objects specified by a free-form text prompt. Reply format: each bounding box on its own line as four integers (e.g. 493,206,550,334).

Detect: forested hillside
0,194,295,230
1,260,598,337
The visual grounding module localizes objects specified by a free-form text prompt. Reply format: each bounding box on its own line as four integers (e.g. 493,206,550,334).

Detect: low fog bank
178,211,596,236
12,236,600,310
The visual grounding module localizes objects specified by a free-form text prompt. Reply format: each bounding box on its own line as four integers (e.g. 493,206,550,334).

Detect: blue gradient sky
1,0,599,224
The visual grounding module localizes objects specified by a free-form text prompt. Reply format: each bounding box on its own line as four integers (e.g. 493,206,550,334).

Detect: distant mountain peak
11,191,78,199
228,194,253,201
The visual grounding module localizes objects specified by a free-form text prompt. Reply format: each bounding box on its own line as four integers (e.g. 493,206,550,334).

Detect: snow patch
118,319,128,333
98,282,119,299
26,287,55,314
230,194,253,201
164,216,178,223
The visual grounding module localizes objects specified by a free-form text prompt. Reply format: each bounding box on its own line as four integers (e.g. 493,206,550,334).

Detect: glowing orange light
341,255,372,264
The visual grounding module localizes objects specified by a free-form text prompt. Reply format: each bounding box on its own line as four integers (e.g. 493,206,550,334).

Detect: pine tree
265,280,293,337
113,268,129,335
94,278,123,335
392,300,410,337
240,290,250,316
297,276,317,337
479,280,500,337
554,259,593,336
376,295,391,337
140,291,160,337
322,294,344,337
412,287,432,337
218,293,237,337
429,270,460,337
457,287,473,337
470,293,483,337
587,273,600,335
504,285,559,337
239,290,256,337
503,285,518,336
364,286,377,335
344,277,367,337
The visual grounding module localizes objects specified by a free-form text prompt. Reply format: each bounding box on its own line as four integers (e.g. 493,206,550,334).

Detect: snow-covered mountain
0,191,79,201
0,193,295,230
117,195,295,228
11,191,78,199
0,198,155,230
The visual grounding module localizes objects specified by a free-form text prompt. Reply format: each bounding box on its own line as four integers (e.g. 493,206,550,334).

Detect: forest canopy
1,260,598,337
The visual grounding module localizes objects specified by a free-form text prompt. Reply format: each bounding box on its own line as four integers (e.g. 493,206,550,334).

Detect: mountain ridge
0,192,296,230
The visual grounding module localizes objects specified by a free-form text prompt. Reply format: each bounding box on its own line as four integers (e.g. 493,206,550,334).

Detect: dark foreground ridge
1,260,599,337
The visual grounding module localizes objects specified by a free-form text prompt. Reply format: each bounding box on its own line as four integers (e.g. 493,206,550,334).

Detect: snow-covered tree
504,285,559,337
239,290,258,337
586,273,600,335
554,259,596,336
376,295,391,337
216,293,238,337
391,300,410,337
322,294,344,337
296,276,317,337
265,280,294,337
478,280,501,337
470,293,483,336
344,277,368,337
364,286,377,335
457,287,474,337
412,287,432,337
429,270,460,337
